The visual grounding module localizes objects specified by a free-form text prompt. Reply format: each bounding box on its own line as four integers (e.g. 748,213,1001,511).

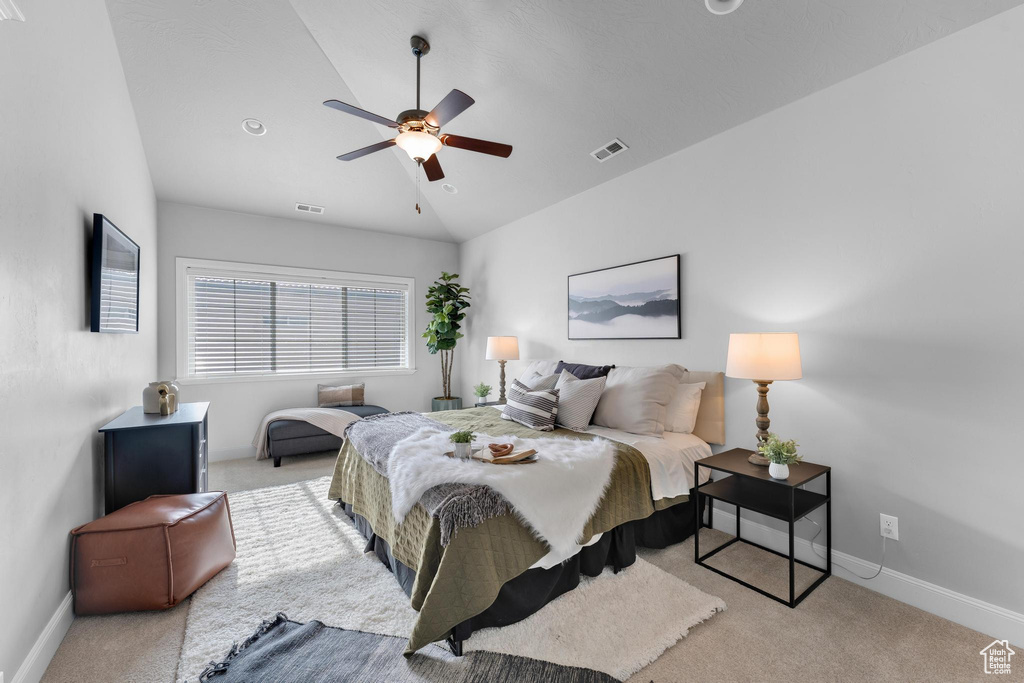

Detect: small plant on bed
424,272,471,411
473,382,492,404
449,430,474,459
757,433,802,480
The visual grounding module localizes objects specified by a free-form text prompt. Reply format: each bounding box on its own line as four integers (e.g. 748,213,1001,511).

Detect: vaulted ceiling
107,0,1022,243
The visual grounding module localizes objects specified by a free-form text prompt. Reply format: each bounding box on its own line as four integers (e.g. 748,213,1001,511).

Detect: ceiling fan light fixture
395,130,442,161
705,0,743,15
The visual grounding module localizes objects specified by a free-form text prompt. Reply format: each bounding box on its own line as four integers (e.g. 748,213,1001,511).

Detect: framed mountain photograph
568,254,680,340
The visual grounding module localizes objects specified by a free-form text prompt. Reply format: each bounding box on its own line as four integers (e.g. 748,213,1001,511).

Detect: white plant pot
453,442,472,460
768,462,790,480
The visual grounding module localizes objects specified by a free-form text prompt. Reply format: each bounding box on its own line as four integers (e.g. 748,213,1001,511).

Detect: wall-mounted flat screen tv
91,213,140,333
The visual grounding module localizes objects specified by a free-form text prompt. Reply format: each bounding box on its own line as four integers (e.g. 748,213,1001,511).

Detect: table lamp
725,333,802,455
485,336,519,404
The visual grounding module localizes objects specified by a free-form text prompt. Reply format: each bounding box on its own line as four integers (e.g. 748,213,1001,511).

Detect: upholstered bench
267,404,388,467
70,491,235,615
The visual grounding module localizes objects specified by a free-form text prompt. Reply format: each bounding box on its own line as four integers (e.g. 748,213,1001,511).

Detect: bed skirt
338,493,702,647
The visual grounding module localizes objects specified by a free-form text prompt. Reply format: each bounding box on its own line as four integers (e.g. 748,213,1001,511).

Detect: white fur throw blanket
251,408,361,460
388,427,616,557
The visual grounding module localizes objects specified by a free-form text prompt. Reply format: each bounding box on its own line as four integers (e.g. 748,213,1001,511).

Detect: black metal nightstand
474,401,503,407
693,448,831,607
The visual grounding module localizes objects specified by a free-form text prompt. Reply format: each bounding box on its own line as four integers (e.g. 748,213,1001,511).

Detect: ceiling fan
323,35,512,183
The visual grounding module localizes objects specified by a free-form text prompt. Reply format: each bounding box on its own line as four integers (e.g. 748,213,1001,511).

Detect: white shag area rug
176,476,725,682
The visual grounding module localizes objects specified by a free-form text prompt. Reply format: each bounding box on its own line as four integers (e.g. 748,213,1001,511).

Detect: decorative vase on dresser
143,380,181,414
99,402,209,513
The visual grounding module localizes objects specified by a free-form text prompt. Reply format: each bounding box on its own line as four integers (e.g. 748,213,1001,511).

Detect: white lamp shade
485,336,519,361
725,333,802,381
394,131,442,161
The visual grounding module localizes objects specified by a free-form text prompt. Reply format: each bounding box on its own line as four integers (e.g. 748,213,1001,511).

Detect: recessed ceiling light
242,118,267,136
705,0,743,15
442,183,458,195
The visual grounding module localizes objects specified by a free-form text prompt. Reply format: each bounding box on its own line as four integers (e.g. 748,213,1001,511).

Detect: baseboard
209,445,255,462
709,510,1024,647
12,591,73,683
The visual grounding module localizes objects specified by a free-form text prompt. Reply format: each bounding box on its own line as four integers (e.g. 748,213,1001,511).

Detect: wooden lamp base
748,379,773,466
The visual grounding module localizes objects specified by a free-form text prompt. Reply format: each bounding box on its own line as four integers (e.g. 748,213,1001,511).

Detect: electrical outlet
880,513,899,540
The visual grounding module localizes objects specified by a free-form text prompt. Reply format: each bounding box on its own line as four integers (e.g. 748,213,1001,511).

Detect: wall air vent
295,203,325,215
590,138,628,163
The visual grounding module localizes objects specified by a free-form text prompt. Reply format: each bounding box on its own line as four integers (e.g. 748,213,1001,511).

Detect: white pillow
521,371,558,391
553,370,607,431
664,382,706,434
518,360,559,382
592,364,686,436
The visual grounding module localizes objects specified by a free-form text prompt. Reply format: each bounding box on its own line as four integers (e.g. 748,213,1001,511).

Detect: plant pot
453,442,472,460
431,397,463,412
768,462,790,480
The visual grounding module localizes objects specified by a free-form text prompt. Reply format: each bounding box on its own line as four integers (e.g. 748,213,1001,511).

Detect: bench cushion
268,405,390,460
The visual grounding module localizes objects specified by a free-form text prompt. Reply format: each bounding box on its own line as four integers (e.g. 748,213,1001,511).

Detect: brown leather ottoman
70,491,236,615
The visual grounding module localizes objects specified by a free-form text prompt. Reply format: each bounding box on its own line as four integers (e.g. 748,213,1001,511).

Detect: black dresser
99,402,209,514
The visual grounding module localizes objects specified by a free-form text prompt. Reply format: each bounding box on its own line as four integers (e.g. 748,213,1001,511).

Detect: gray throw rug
198,613,617,683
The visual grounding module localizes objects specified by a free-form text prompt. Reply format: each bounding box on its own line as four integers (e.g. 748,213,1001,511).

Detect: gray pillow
520,371,558,392
592,365,686,436
554,370,607,431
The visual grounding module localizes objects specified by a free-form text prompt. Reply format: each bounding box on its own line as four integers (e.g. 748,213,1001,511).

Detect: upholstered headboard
681,370,725,445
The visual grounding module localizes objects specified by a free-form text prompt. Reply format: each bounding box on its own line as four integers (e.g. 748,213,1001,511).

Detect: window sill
175,368,417,386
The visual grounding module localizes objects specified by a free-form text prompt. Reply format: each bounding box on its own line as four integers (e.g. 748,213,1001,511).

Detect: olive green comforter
327,407,688,653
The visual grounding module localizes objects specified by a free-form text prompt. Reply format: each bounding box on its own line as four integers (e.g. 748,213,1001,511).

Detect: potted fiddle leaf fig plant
757,433,802,480
473,382,492,406
424,272,471,411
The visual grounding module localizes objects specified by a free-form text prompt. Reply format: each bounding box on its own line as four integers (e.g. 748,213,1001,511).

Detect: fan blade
442,134,513,158
421,154,444,182
337,138,396,161
323,100,398,128
425,89,475,128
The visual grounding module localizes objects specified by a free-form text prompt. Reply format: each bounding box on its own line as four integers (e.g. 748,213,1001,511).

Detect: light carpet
177,475,724,681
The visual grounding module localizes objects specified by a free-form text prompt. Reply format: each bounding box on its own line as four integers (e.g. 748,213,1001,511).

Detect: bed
327,367,725,654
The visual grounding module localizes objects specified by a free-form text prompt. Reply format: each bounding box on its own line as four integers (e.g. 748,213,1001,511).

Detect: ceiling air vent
590,138,628,163
295,202,325,215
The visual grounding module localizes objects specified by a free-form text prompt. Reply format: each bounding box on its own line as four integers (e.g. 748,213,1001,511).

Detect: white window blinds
183,264,410,379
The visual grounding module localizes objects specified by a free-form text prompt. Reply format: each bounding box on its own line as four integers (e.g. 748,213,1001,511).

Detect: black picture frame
91,213,140,333
567,254,681,340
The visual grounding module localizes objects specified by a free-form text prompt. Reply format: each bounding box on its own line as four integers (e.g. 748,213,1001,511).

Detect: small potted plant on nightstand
473,382,492,406
757,433,802,480
450,430,474,460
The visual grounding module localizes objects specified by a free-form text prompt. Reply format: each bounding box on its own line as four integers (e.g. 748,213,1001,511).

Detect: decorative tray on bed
443,446,538,464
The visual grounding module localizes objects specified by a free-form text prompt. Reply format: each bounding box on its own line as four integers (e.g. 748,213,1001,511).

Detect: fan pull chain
415,163,422,214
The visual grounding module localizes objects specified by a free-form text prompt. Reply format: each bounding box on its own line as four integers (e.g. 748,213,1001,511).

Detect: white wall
0,0,158,677
157,202,460,459
459,7,1024,615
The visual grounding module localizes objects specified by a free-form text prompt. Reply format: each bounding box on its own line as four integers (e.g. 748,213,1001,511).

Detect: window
176,258,414,380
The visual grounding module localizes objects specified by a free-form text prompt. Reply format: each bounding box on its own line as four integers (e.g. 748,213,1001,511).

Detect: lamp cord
803,517,886,580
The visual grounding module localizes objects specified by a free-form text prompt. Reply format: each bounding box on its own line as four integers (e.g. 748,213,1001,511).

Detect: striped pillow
501,379,560,431
554,370,607,431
